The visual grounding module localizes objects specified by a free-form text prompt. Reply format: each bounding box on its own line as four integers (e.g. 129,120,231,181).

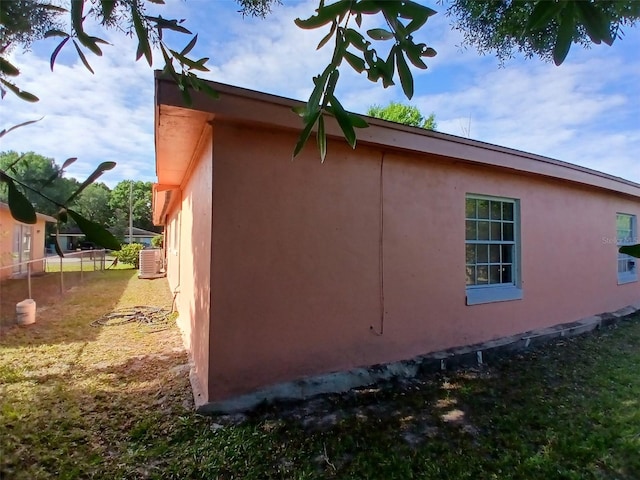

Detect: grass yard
1,271,639,479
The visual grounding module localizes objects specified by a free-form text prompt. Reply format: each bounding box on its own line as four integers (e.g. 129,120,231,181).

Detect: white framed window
465,195,522,305
616,213,637,284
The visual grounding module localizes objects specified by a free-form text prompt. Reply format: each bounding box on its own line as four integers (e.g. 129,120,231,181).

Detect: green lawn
1,272,638,479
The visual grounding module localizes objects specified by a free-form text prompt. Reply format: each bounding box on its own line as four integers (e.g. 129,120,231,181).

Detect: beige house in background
153,74,640,413
0,202,55,281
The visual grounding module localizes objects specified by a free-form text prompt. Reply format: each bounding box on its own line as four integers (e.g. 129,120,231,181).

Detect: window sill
617,274,637,285
466,285,523,305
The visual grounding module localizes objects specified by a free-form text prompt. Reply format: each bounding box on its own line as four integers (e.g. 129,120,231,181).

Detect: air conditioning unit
139,249,165,279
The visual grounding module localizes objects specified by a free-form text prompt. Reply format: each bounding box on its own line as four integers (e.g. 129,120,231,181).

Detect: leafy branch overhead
292,0,438,161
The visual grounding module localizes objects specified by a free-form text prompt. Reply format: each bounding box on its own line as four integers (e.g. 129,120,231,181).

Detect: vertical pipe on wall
371,152,386,336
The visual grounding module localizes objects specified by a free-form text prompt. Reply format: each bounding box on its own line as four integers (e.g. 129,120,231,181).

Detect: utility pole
128,181,133,244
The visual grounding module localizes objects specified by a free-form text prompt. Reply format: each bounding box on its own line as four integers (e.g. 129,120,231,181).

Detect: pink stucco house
152,73,640,413
0,202,55,281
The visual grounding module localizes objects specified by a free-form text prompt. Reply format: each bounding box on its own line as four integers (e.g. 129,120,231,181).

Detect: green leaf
132,6,152,66
50,37,70,71
353,0,381,15
0,117,43,139
405,45,428,69
196,79,220,99
292,106,307,117
57,208,68,224
395,49,414,99
527,0,564,31
77,34,103,56
62,157,77,170
348,113,368,129
66,161,116,204
345,28,370,51
317,114,327,162
0,79,39,102
146,16,192,34
68,209,121,250
0,57,20,76
576,1,613,46
169,49,210,72
344,51,366,73
100,0,117,21
54,232,64,257
554,5,576,66
619,244,640,258
399,1,437,34
72,40,95,74
423,47,437,58
180,34,199,56
44,29,69,39
70,0,85,36
0,174,37,224
329,95,356,148
293,109,321,158
295,0,351,29
380,48,396,88
317,21,337,50
367,28,394,41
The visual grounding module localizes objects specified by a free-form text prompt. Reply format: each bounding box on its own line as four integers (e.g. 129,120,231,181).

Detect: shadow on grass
0,270,137,347
1,348,193,480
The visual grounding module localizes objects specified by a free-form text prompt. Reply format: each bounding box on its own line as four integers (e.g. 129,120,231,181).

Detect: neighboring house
53,226,158,251
153,74,640,413
121,227,159,247
0,202,56,281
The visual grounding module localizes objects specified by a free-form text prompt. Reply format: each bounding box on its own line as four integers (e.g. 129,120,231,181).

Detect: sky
1,0,639,187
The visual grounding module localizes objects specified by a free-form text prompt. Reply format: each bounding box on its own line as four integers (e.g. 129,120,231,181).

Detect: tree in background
367,102,437,130
109,180,156,233
73,182,114,226
0,151,79,215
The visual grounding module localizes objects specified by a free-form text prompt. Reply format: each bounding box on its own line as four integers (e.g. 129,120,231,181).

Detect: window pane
465,198,476,218
477,266,489,284
466,266,476,286
466,220,477,240
490,222,501,241
502,265,512,283
478,200,490,219
466,244,476,264
490,201,502,220
490,244,501,263
502,245,512,264
489,265,501,284
478,221,490,240
477,244,488,263
503,203,514,221
503,222,514,241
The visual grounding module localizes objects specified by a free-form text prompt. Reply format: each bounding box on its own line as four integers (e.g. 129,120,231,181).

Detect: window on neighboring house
465,195,522,305
617,213,637,284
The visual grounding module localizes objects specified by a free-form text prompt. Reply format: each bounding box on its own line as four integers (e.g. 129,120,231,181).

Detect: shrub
151,234,163,248
113,243,145,268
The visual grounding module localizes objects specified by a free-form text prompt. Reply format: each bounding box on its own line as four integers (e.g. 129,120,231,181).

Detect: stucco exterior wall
0,207,48,281
205,123,639,402
165,132,213,396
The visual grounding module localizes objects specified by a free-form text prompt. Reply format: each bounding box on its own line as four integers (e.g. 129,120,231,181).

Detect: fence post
59,255,64,295
80,253,84,282
27,262,32,299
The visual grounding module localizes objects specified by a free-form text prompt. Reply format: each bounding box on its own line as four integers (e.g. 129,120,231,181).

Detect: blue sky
1,0,639,187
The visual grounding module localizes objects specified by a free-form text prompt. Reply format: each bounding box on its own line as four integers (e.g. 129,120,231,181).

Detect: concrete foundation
192,304,639,414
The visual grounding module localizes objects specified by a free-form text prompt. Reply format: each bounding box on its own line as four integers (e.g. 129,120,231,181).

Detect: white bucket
16,299,36,326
